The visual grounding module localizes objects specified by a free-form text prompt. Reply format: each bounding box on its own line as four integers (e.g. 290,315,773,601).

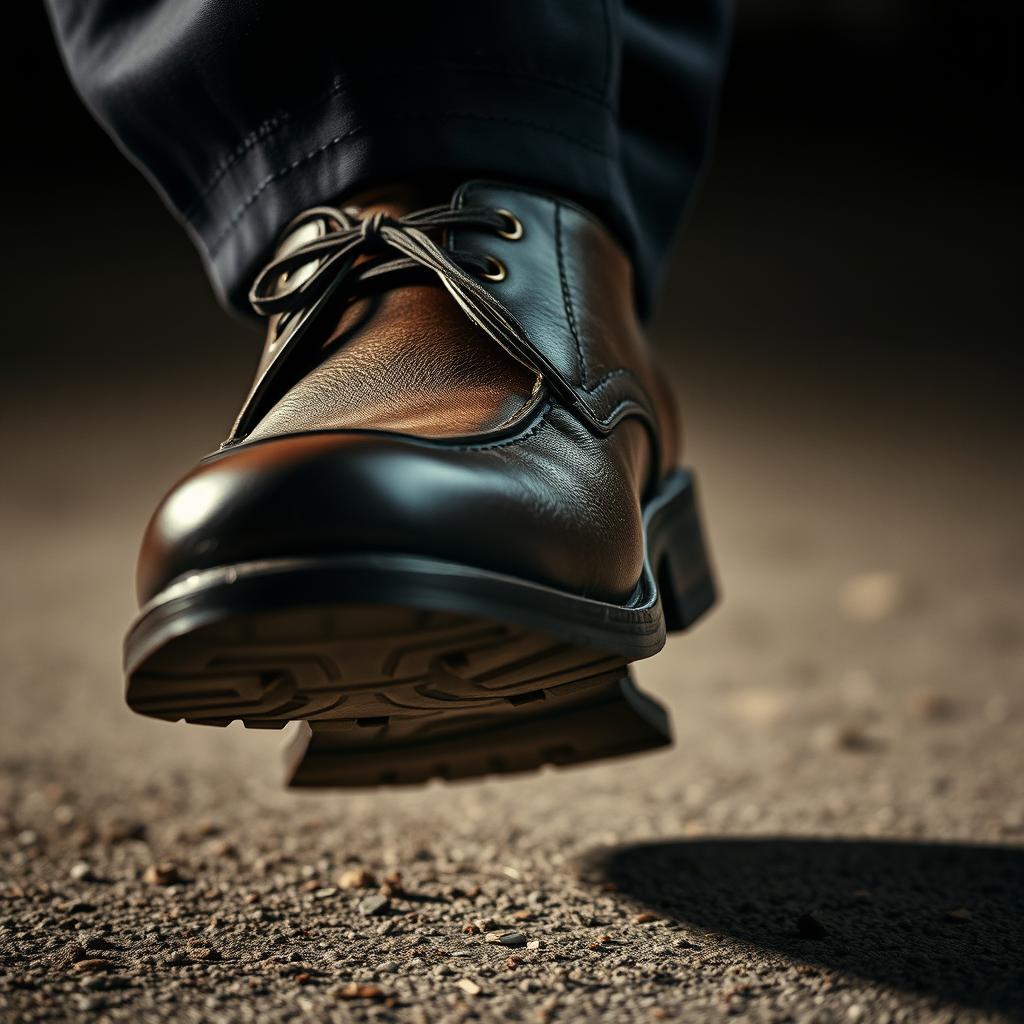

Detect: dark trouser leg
44,0,729,317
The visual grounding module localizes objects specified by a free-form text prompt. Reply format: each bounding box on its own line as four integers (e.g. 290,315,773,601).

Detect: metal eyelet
479,255,507,282
495,209,524,241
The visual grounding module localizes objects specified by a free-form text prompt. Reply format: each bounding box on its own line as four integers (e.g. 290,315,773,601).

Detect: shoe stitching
588,396,649,429
555,201,588,386
210,403,554,461
446,403,552,451
487,378,546,432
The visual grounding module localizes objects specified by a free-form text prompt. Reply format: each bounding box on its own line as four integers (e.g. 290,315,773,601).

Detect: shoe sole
124,469,715,787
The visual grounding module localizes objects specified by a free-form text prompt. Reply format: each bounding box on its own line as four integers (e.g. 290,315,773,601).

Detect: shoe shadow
589,838,1024,1017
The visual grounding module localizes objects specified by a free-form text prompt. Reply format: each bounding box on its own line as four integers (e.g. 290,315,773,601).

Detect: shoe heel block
284,667,672,788
646,469,717,634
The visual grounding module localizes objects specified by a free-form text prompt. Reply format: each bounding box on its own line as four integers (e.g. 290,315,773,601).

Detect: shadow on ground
590,839,1024,1018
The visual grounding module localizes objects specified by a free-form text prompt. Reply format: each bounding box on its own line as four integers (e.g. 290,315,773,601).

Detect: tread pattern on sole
286,669,671,788
127,606,625,729
126,604,669,786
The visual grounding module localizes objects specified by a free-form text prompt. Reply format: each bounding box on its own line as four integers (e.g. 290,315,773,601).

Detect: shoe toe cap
137,426,645,605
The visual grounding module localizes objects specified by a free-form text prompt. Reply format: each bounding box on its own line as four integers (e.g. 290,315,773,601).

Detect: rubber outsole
124,469,715,787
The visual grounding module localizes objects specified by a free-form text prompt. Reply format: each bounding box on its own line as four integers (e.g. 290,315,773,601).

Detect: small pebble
143,862,181,886
99,820,146,844
339,982,386,1000
69,862,95,882
59,900,97,914
381,870,404,895
360,893,390,916
339,867,376,889
71,958,114,974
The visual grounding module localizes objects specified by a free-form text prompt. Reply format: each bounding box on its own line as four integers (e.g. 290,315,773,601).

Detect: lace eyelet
495,209,524,241
479,255,508,282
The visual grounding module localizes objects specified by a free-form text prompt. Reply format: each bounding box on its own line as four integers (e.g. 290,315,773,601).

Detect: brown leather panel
244,284,540,442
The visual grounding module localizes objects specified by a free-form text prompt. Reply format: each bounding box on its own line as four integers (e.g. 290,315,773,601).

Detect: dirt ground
2,134,1023,1021
3,314,1022,1022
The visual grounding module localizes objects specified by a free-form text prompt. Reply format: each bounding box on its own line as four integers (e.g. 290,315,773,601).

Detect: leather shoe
124,181,716,786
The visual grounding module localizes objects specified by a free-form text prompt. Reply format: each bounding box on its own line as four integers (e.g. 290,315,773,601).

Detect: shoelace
248,204,560,387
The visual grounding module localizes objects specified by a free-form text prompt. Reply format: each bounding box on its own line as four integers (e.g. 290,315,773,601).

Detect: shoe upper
136,181,681,606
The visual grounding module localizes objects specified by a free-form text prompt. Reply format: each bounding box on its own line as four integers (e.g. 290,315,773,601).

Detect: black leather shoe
125,181,716,787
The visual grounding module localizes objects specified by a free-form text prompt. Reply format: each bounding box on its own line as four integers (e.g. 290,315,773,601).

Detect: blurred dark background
5,1,1020,405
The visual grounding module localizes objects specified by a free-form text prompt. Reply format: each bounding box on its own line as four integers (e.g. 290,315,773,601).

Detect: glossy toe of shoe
136,413,648,608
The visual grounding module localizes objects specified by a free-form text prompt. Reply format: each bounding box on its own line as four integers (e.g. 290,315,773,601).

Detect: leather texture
245,285,544,442
136,182,681,606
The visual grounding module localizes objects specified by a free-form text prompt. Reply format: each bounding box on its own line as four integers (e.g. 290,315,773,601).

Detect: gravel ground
2,345,1021,1024
2,163,1022,1022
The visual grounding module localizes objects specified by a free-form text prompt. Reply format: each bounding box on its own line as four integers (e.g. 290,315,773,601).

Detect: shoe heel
647,470,717,634
284,668,673,788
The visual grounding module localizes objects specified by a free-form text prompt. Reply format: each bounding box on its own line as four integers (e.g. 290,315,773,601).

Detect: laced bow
248,204,560,387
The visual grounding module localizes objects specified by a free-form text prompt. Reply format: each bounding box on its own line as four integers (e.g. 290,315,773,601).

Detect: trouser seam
186,66,613,221
202,110,614,257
